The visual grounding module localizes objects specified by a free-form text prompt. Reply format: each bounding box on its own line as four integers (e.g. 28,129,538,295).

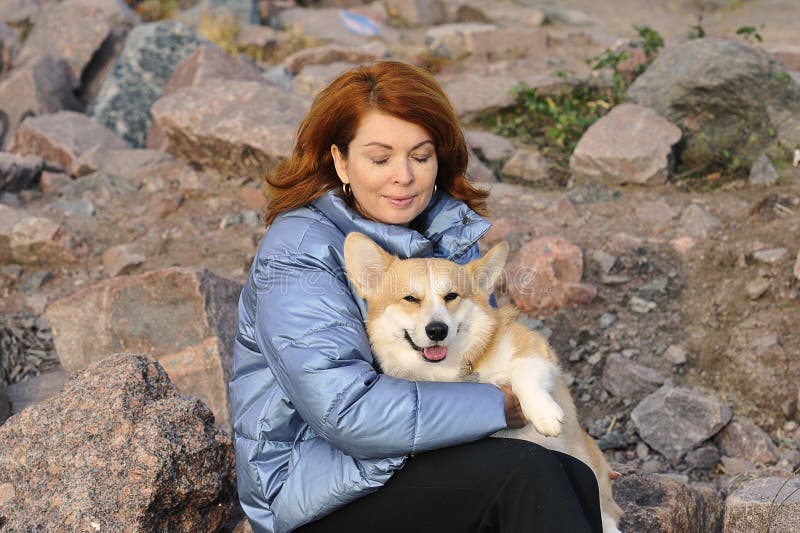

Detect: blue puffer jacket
229,189,508,532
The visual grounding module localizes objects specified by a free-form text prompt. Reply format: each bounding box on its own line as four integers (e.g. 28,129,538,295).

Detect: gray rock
602,352,665,397
44,267,242,430
89,21,205,147
440,72,518,118
635,200,678,225
0,54,82,150
0,152,44,192
5,364,69,415
631,385,732,461
723,476,800,533
746,276,771,300
10,110,129,176
685,444,721,470
715,420,780,465
0,0,45,28
150,79,310,179
679,204,721,238
291,61,357,96
570,103,681,185
501,148,550,182
425,22,496,59
615,473,724,533
0,378,8,425
627,39,800,174
752,247,789,264
51,198,96,217
464,129,514,162
749,152,779,187
466,144,495,182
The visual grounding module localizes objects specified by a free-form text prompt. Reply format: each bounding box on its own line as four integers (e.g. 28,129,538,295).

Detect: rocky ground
1,0,800,531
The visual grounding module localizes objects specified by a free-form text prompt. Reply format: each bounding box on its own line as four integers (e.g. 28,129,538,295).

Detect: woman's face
331,111,438,226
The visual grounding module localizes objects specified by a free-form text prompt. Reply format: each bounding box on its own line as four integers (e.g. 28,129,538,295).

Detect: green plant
634,24,665,56
736,25,763,42
587,48,628,101
688,15,706,40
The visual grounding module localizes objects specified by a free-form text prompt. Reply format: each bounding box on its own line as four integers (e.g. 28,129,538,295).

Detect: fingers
500,385,527,429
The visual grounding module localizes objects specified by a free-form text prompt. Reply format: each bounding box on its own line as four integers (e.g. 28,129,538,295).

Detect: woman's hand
500,385,527,429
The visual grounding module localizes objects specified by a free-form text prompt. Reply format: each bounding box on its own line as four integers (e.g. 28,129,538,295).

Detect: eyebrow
362,140,435,151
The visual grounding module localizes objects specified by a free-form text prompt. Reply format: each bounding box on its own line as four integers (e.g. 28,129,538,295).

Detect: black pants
296,438,603,533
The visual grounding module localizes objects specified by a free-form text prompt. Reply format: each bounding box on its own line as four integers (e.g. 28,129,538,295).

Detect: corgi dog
344,232,623,533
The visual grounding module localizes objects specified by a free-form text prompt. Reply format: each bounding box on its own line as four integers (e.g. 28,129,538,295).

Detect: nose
393,159,414,185
425,321,448,342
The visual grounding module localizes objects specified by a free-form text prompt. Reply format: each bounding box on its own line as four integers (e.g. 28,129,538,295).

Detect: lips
385,195,415,208
404,331,447,363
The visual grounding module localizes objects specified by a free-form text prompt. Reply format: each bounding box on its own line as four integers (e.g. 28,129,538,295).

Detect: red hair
263,60,489,226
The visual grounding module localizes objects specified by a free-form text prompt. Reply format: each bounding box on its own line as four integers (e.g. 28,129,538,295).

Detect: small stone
630,296,656,313
638,277,668,293
664,344,688,365
39,171,72,194
636,441,650,459
52,199,96,217
464,129,514,162
602,352,665,397
671,236,696,254
587,352,602,365
752,247,789,264
794,250,800,280
621,349,639,358
746,277,771,300
592,250,617,276
501,148,550,182
748,152,779,187
599,312,616,329
715,420,780,465
720,456,754,476
724,476,800,533
679,204,721,239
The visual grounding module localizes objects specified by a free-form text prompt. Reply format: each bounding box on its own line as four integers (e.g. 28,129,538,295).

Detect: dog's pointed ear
467,242,509,294
344,232,393,298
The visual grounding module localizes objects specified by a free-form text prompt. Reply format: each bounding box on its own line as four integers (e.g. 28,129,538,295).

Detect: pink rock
0,21,20,76
150,79,310,179
45,267,241,429
38,170,72,194
482,217,511,245
501,147,550,183
0,353,238,530
102,243,145,277
283,42,386,75
570,103,682,185
10,110,129,176
0,206,90,264
671,236,696,254
724,477,800,533
18,0,138,90
714,420,779,465
0,54,82,150
506,236,590,313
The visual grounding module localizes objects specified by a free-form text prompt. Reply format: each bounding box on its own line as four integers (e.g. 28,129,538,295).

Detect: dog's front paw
526,396,564,437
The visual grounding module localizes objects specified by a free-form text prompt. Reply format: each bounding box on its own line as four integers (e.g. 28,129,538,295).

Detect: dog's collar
458,361,480,382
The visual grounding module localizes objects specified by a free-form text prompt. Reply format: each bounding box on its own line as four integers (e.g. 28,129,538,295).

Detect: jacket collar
311,189,491,261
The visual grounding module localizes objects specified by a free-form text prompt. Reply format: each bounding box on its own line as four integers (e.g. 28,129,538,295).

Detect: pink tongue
423,346,447,361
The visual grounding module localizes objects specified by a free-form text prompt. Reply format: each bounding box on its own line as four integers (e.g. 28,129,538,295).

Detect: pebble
599,312,616,329
621,348,639,358
746,277,771,300
636,441,651,459
664,344,688,365
629,296,656,313
587,352,602,365
752,247,789,264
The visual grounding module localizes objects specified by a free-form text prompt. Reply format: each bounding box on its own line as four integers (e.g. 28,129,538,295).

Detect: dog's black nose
425,322,448,341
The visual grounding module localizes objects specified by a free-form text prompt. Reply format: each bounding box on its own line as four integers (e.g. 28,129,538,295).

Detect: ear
467,242,509,294
331,144,348,184
343,232,393,298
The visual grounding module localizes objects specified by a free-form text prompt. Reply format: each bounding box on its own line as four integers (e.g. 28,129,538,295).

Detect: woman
229,61,602,533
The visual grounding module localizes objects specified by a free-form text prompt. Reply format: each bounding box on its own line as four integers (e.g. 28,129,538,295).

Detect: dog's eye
443,292,459,302
403,295,420,304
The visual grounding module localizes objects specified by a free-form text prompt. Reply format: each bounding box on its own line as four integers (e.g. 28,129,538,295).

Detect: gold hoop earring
342,182,352,198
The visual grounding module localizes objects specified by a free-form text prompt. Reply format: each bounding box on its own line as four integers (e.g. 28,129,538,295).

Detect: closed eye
373,158,389,165
413,155,432,163
443,292,458,302
403,295,420,304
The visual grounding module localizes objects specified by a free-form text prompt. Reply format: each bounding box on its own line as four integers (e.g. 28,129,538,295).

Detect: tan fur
344,233,623,532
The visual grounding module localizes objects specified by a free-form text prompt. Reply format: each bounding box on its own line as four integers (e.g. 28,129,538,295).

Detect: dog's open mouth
404,331,448,363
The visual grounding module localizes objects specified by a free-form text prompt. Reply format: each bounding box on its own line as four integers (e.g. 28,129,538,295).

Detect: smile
404,331,448,363
385,195,415,208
